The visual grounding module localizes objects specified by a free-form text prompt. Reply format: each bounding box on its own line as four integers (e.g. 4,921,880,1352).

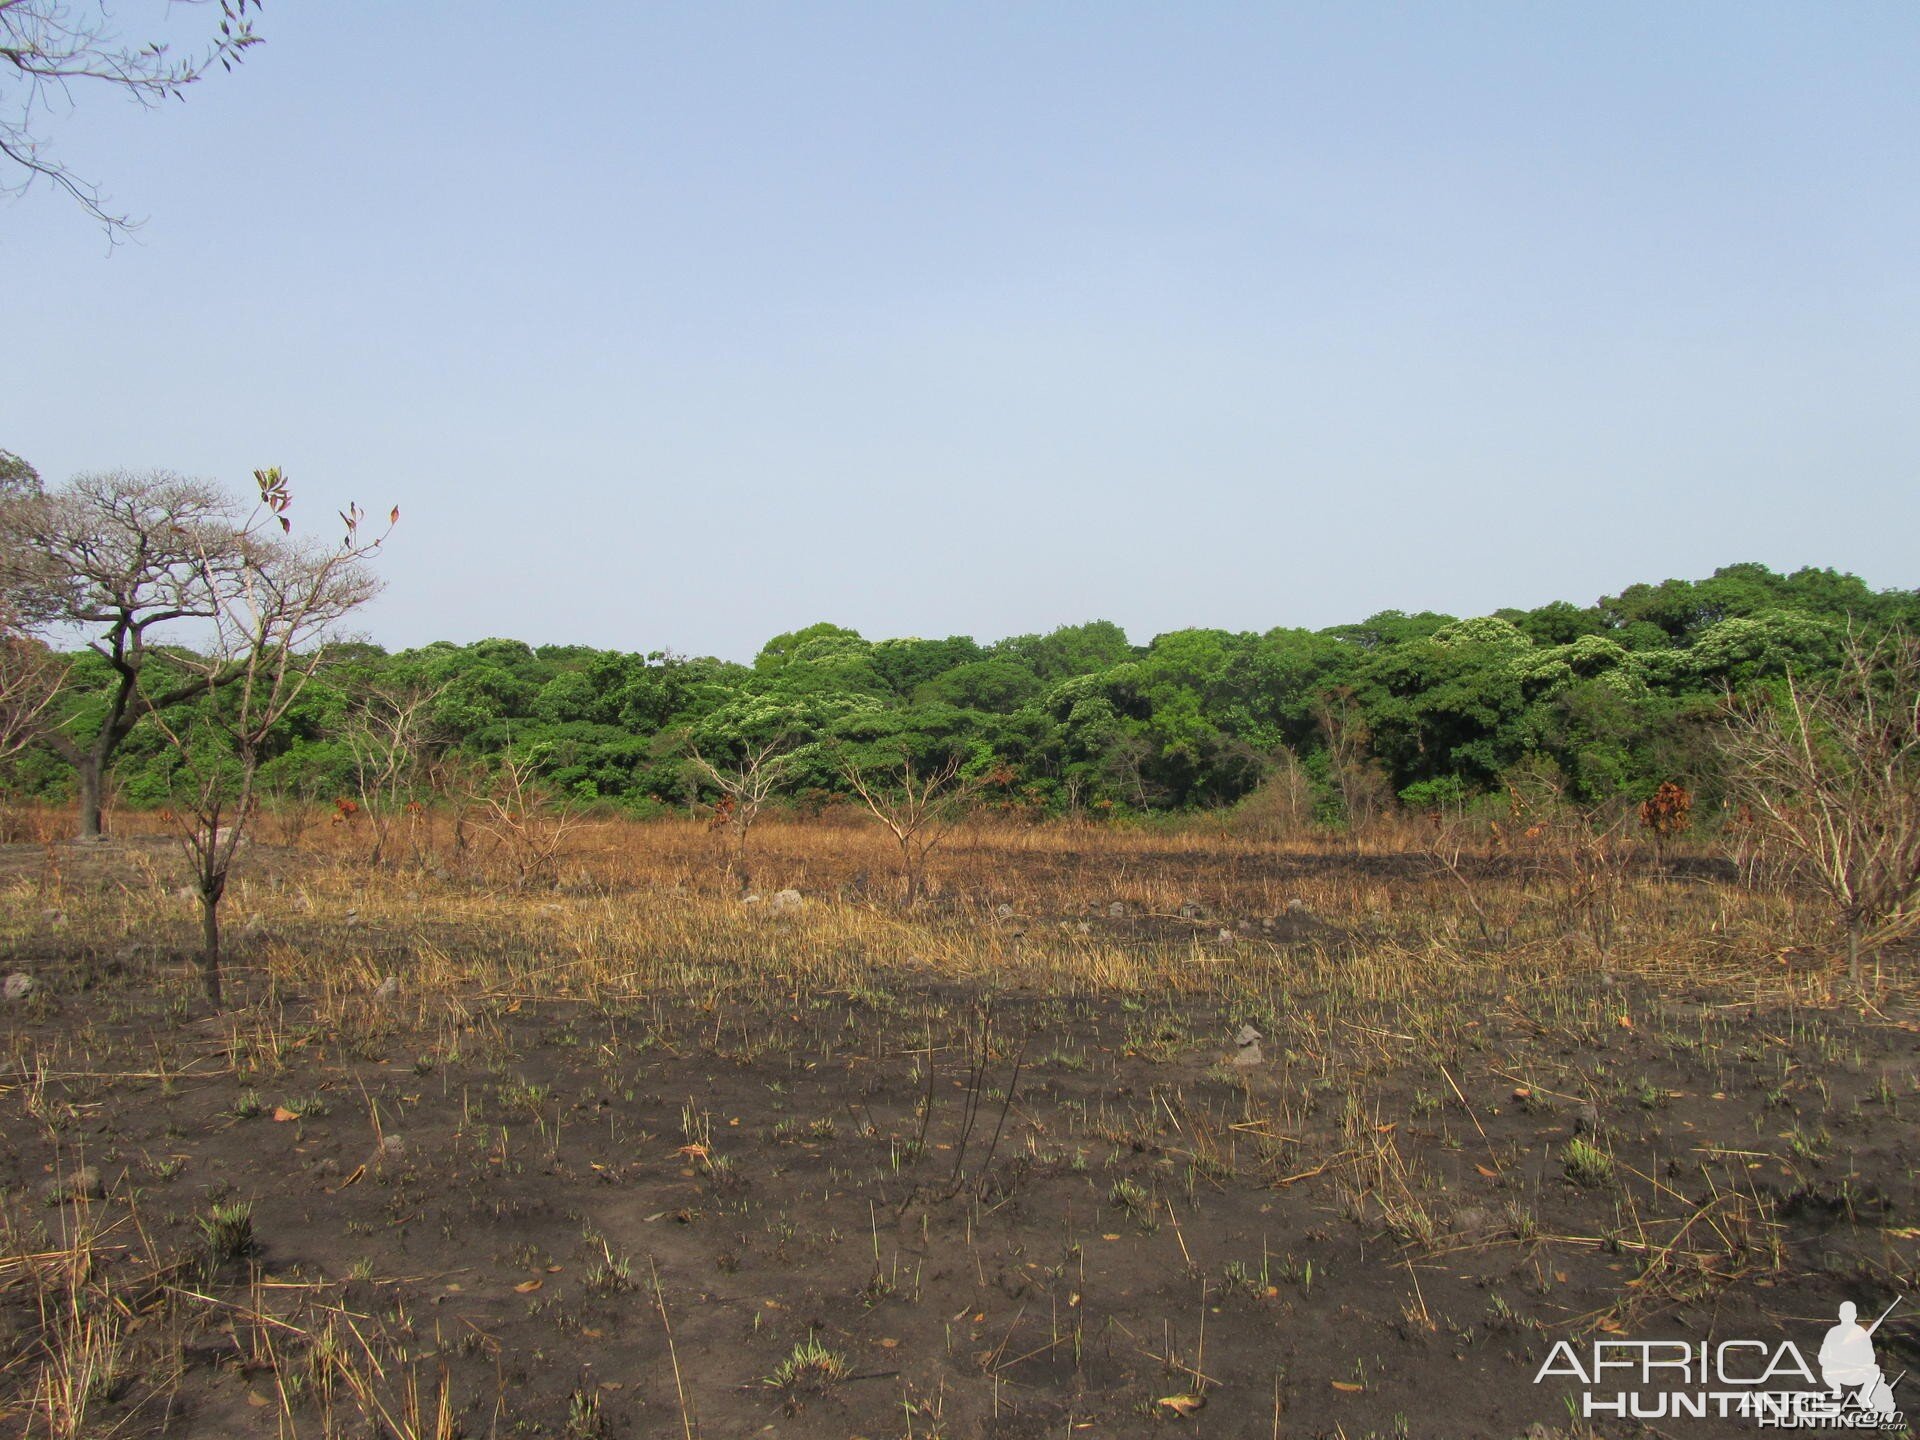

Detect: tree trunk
734,830,752,897
198,887,224,1007
903,840,922,907
76,757,106,840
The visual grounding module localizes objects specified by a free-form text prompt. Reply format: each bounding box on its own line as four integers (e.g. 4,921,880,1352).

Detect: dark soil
1,862,1916,1438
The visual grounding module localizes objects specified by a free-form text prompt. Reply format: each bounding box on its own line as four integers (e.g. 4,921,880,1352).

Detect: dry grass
0,802,1910,1435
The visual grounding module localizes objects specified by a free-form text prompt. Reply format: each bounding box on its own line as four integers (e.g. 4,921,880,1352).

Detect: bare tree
343,679,445,867
1315,687,1391,831
0,606,64,761
0,469,272,839
2,0,263,236
465,749,581,891
840,748,984,906
1718,631,1920,989
687,733,802,894
150,468,391,1005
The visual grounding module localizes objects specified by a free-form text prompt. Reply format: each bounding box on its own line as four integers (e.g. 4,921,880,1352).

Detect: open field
1,816,1915,1439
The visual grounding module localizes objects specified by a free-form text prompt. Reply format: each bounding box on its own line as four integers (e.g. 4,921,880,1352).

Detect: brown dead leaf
1474,1163,1500,1179
514,1279,543,1294
1332,1381,1365,1393
246,1392,270,1408
272,1107,299,1123
1156,1395,1205,1416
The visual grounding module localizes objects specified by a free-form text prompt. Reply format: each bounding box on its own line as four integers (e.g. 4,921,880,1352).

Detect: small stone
372,975,400,1004
767,889,805,916
1573,1103,1601,1136
1177,900,1206,921
1107,902,1126,918
1231,1042,1264,1067
372,1134,407,1166
742,893,762,906
42,1166,104,1203
3,972,35,1001
994,903,1015,920
1452,1205,1491,1233
1234,1024,1262,1047
1285,898,1309,915
1216,928,1235,945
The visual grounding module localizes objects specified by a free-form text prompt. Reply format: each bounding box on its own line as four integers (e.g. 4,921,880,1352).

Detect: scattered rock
371,1134,407,1167
1285,898,1309,915
1231,1024,1263,1067
994,903,1016,920
1177,900,1207,921
767,889,805,916
1573,1102,1601,1136
742,893,762,906
1107,901,1127,918
41,1166,104,1204
1452,1205,1492,1233
3,972,35,1002
1216,928,1235,945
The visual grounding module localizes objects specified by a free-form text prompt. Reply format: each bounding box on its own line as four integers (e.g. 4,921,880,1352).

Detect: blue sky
5,3,1917,660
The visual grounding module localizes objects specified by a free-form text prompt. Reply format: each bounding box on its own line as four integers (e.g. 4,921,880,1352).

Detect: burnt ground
0,849,1917,1439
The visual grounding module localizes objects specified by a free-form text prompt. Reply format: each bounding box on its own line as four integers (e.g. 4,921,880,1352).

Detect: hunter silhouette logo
1819,1300,1901,1421
1534,1294,1906,1429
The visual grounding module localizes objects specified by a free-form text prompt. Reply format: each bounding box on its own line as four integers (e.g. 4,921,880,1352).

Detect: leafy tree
0,448,40,501
991,620,1135,683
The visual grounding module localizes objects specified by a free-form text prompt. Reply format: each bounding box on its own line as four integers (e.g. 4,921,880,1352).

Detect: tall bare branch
1717,630,1920,989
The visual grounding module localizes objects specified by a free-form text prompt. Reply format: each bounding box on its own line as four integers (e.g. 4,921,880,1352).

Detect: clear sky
6,3,1917,661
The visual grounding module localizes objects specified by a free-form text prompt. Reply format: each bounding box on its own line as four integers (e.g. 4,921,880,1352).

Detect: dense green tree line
6,563,1916,825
